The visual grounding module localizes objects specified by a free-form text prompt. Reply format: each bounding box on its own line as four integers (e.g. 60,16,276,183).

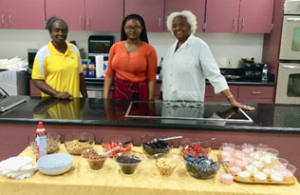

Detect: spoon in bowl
152,136,183,143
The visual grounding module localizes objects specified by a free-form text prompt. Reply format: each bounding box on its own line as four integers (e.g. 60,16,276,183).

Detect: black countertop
0,97,299,134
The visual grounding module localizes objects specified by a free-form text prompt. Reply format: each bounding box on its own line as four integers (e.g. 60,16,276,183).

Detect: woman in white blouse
162,10,254,111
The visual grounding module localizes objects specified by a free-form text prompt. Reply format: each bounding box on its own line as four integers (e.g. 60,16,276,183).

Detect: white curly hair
166,10,197,35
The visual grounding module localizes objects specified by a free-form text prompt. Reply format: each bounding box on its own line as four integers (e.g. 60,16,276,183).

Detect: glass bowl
179,138,212,158
101,135,133,157
64,132,95,155
141,134,173,157
82,149,108,170
28,132,61,155
184,155,220,179
152,153,182,177
113,151,144,175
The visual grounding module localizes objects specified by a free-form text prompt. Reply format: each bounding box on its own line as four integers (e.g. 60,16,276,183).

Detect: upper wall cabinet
46,0,123,31
205,0,240,32
85,0,123,31
0,0,45,29
238,0,274,33
125,0,164,32
205,0,274,33
164,0,206,33
46,0,85,31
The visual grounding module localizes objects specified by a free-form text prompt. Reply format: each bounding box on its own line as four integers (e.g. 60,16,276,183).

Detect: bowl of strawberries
179,138,212,158
101,135,133,157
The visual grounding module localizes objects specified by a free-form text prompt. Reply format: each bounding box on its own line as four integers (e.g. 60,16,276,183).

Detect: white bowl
37,154,73,175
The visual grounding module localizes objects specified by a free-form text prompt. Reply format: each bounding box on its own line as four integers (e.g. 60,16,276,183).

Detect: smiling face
124,19,143,41
172,16,191,43
50,20,68,46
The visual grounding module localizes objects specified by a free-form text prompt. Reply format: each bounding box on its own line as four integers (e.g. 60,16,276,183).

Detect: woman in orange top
103,14,157,100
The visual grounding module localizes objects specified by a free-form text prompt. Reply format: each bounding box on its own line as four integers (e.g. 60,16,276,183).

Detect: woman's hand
54,92,72,100
229,98,255,111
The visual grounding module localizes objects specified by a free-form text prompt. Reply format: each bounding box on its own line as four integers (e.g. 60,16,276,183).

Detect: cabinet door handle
241,18,245,28
86,16,90,27
282,64,300,69
158,18,161,27
287,18,300,22
233,18,236,29
79,16,82,27
8,15,11,25
1,15,4,24
251,91,262,95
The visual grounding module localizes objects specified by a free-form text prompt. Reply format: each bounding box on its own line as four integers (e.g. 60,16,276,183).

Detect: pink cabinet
205,0,240,33
239,0,274,33
30,80,41,97
84,0,123,31
238,86,274,103
154,83,162,100
125,0,164,32
164,0,206,32
46,0,85,31
46,0,123,31
205,85,239,102
205,85,274,103
0,0,5,29
0,0,45,29
206,0,274,33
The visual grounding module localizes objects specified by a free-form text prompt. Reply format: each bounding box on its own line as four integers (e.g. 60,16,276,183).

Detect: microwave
88,35,114,63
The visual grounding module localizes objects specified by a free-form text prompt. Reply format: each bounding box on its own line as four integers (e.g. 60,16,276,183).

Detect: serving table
0,145,300,195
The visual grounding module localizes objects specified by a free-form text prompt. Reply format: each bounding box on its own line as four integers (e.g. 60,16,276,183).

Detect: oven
276,63,300,104
276,0,300,104
279,1,300,60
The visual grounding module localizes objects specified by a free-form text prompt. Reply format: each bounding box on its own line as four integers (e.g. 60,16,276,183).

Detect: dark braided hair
121,14,149,43
45,16,68,33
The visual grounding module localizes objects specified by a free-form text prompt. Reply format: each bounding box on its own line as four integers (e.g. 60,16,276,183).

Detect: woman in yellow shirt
32,17,87,99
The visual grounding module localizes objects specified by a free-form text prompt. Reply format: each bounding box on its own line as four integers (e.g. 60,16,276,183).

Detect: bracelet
227,94,234,100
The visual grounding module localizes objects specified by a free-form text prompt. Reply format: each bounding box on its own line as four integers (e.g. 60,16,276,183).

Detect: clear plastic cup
283,164,297,181
221,143,235,154
152,153,181,177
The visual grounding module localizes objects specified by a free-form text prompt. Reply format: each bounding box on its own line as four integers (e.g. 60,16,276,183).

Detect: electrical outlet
226,58,232,67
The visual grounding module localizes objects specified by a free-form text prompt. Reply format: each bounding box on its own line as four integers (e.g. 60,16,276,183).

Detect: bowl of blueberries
184,155,220,179
141,134,173,157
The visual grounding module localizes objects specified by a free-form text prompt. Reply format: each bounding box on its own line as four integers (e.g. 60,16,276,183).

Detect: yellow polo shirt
32,41,82,97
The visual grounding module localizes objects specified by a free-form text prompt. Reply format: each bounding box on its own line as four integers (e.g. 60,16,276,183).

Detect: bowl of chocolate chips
113,151,144,175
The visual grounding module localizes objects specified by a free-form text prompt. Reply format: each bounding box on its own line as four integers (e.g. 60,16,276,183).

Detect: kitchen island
0,97,300,179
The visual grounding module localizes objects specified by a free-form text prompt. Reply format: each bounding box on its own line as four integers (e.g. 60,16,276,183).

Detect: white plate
37,154,73,175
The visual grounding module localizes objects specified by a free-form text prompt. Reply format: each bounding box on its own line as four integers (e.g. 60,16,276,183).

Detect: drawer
238,86,274,99
205,85,238,98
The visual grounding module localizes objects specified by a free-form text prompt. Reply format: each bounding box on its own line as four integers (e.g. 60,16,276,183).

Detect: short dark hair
121,14,149,43
45,16,68,33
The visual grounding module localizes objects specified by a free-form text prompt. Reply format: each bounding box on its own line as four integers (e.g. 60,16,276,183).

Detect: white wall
0,29,264,68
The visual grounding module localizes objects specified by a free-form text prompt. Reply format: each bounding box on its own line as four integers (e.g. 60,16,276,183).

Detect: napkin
0,156,38,179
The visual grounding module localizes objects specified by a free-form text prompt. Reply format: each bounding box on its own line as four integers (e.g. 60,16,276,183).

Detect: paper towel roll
95,55,104,78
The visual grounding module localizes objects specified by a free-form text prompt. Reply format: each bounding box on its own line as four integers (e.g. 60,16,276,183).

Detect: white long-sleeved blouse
162,34,228,101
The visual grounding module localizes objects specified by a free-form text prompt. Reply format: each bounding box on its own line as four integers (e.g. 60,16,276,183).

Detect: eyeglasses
125,26,142,31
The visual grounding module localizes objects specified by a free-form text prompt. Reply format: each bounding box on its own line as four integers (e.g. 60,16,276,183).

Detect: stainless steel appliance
88,35,114,62
0,70,29,95
276,0,300,104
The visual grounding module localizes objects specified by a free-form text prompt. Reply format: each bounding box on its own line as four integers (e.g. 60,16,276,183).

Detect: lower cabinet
205,85,274,103
237,86,275,103
205,85,239,102
30,80,41,97
154,83,162,100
